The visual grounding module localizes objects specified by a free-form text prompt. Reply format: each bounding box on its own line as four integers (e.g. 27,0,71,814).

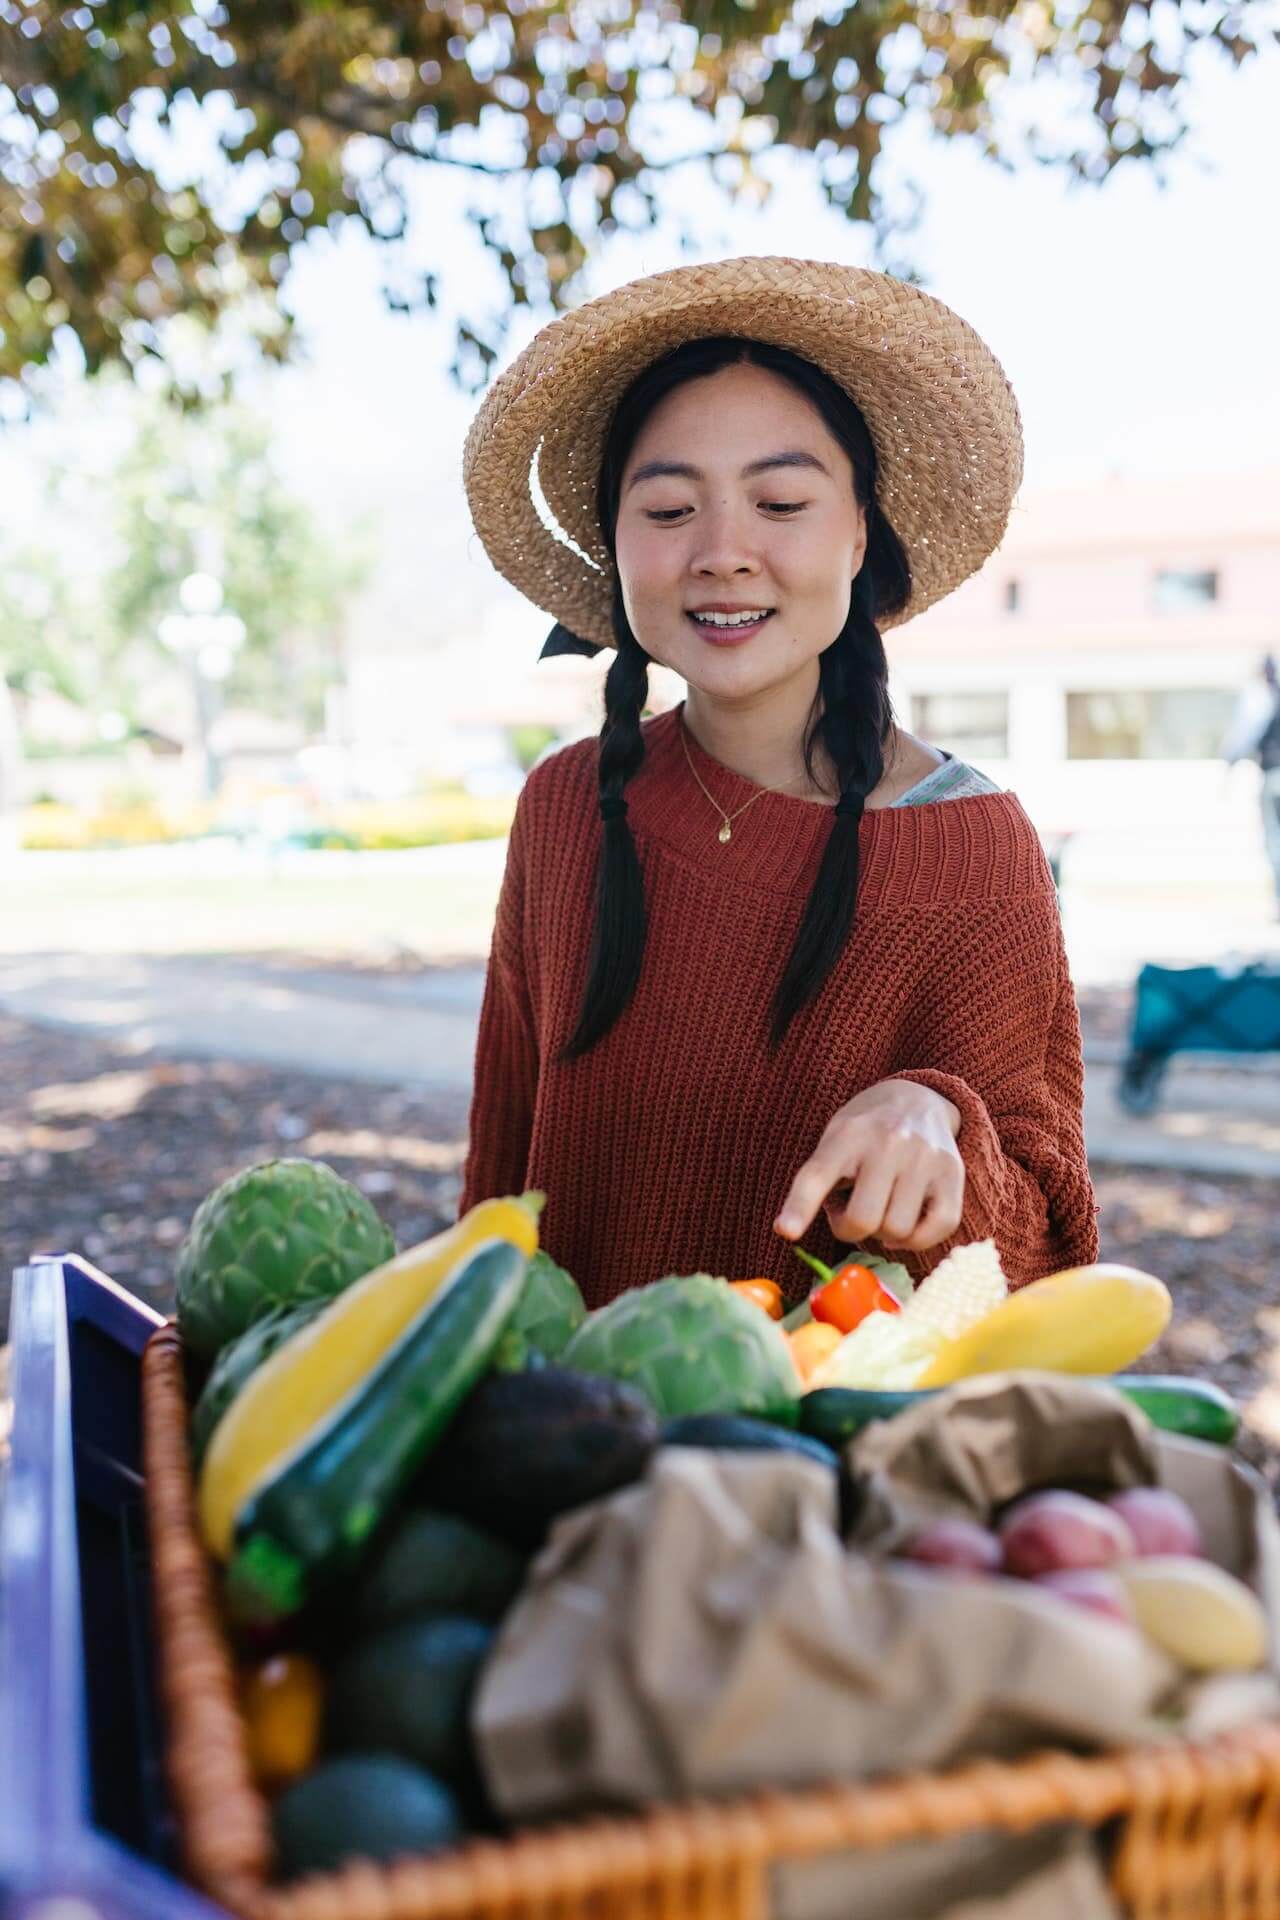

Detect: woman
460,258,1097,1308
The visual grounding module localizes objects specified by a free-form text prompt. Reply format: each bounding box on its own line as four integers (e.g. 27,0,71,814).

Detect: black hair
562,336,912,1059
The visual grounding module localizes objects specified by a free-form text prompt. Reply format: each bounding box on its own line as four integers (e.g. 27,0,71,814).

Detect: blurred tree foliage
0,387,366,729
0,0,1270,399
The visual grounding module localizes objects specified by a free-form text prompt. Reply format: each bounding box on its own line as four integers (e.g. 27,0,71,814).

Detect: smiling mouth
687,610,775,643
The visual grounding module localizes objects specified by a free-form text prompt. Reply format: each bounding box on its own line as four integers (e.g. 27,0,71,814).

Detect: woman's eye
644,501,807,522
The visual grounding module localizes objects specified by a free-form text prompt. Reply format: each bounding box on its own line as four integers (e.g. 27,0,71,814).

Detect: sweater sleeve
888,884,1099,1290
459,800,539,1213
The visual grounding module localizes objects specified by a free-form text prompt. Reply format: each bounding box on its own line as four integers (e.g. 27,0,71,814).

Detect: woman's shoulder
860,783,1055,916
523,730,598,797
513,729,609,859
916,785,1055,901
893,755,1003,807
520,710,671,813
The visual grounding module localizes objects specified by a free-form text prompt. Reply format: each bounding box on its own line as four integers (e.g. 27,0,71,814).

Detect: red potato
1033,1569,1137,1626
899,1518,1004,1575
1106,1487,1203,1559
999,1491,1136,1578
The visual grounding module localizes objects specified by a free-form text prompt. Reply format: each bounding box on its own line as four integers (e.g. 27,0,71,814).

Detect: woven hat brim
463,257,1024,651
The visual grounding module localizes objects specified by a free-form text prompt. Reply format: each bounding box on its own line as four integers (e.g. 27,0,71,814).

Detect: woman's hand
774,1079,965,1253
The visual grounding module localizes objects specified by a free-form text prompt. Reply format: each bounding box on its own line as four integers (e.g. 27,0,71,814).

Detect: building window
1004,579,1020,614
1066,689,1237,760
1153,568,1218,613
914,692,1009,761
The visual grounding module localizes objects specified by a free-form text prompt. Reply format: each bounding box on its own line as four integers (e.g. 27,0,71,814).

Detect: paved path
2,952,1279,1179
0,952,486,1093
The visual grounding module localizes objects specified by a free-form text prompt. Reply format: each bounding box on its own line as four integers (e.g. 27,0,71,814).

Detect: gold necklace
679,718,808,844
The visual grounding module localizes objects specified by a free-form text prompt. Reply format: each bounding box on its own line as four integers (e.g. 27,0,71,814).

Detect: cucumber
226,1239,528,1624
799,1387,922,1448
1109,1374,1239,1447
799,1375,1239,1451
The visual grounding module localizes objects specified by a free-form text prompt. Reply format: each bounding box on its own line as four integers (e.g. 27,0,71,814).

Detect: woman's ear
851,506,869,578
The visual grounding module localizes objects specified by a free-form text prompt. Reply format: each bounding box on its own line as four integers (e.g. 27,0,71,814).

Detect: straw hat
463,256,1024,653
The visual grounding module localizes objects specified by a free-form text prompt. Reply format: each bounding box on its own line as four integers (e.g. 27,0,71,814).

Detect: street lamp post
158,572,246,800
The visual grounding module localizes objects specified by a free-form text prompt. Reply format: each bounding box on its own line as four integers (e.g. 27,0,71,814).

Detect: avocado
325,1615,493,1788
355,1508,527,1629
415,1365,660,1550
662,1413,841,1471
272,1753,462,1879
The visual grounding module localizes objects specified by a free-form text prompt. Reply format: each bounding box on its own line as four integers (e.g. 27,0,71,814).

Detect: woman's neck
681,686,934,810
683,675,832,798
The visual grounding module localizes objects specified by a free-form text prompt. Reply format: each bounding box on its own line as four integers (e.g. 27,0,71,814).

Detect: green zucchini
799,1375,1239,1451
799,1387,921,1449
1109,1374,1240,1447
226,1238,528,1625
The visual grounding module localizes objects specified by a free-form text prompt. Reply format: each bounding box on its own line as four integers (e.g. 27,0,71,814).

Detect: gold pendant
718,821,732,844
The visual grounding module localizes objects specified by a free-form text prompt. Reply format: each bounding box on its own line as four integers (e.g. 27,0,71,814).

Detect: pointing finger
775,1131,862,1241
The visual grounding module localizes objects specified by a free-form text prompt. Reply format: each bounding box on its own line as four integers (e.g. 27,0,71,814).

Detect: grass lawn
0,847,506,962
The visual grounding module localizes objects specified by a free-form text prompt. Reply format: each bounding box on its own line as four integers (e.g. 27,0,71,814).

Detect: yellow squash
915,1262,1172,1388
199,1194,540,1559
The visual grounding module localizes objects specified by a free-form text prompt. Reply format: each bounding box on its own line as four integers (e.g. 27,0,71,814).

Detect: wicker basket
141,1322,1280,1920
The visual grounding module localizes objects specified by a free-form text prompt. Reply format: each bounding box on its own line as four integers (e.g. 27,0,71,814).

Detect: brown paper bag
475,1375,1280,1916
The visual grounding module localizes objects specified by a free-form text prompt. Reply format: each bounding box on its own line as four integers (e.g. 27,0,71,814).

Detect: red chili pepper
792,1247,902,1335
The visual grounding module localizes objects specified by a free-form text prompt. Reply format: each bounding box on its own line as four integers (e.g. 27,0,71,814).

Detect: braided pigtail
769,501,910,1047
561,583,650,1058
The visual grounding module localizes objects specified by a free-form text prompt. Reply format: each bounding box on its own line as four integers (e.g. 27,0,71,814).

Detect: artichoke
506,1251,587,1361
560,1274,800,1422
189,1297,329,1464
175,1158,395,1360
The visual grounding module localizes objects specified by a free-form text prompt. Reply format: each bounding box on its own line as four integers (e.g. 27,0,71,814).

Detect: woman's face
613,361,867,705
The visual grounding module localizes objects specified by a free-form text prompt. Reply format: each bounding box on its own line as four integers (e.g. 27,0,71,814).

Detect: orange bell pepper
729,1277,785,1320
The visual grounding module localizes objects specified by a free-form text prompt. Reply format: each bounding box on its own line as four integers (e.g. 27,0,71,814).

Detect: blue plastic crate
0,1255,231,1919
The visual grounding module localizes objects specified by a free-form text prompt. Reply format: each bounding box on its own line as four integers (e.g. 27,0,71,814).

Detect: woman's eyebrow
625,450,831,491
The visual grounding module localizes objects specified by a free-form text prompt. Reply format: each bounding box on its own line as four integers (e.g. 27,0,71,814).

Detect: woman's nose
690,501,762,577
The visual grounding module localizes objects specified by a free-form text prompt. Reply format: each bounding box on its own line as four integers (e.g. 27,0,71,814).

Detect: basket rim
141,1318,1280,1920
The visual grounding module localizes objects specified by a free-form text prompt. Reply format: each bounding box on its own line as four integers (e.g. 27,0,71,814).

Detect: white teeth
691,609,772,628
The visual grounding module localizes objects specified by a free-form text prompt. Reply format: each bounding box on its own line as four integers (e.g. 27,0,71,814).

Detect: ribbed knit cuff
887,1068,1008,1246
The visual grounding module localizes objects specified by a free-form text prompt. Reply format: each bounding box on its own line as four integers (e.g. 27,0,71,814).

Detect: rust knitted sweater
460,708,1098,1309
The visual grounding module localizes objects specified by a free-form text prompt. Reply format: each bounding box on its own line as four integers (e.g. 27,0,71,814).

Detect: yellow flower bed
21,802,207,850
20,791,517,852
332,794,517,849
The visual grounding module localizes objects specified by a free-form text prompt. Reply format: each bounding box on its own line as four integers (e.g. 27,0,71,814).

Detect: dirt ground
3,988,1277,1490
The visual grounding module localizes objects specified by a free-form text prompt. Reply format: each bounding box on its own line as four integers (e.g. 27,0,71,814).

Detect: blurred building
336,467,1279,835
890,469,1280,836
